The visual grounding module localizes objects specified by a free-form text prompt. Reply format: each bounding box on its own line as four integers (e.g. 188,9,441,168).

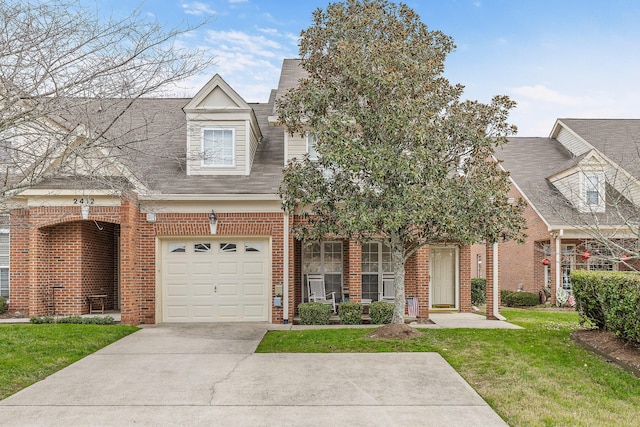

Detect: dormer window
581,172,605,212
306,133,318,161
202,128,235,167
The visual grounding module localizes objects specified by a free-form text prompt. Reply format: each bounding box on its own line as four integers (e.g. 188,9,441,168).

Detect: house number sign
72,197,95,205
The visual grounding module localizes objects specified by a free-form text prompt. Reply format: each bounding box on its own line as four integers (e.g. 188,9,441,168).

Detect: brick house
473,119,640,303
4,59,486,325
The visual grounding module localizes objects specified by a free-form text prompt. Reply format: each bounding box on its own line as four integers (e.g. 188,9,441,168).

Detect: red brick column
459,245,472,312
485,243,500,320
29,226,50,316
347,240,362,302
9,209,31,314
120,193,140,325
415,245,430,319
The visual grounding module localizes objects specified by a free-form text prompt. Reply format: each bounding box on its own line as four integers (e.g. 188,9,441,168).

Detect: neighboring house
4,59,480,325
473,119,640,302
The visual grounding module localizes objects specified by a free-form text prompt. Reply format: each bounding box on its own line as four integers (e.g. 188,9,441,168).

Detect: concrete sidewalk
0,323,509,426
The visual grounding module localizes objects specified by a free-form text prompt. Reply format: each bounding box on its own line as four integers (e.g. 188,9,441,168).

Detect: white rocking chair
307,274,336,313
379,273,395,303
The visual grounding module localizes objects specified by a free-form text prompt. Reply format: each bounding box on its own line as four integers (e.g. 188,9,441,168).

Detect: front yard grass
257,308,640,427
0,324,138,399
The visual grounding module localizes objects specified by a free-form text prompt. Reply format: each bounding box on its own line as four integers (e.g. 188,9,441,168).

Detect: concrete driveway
1,323,507,426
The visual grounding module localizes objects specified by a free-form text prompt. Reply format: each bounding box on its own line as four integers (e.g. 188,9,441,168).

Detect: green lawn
257,308,640,427
0,324,138,399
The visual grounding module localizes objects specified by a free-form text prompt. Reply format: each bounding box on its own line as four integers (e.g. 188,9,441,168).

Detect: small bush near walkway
338,302,363,324
572,270,640,343
471,278,486,305
298,302,332,325
369,301,394,324
0,296,7,314
30,316,116,325
503,291,539,307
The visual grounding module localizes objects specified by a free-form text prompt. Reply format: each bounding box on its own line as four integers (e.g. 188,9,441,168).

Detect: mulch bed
572,329,640,377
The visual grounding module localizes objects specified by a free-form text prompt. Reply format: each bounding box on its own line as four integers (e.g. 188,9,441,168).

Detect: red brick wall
459,245,471,312
499,184,552,293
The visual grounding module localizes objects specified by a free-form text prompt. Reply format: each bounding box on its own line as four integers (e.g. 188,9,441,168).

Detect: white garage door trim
160,237,270,322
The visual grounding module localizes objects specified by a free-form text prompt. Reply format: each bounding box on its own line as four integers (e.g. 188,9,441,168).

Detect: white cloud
206,29,285,58
258,27,279,35
473,1,482,7
511,85,590,106
181,2,216,16
229,0,248,3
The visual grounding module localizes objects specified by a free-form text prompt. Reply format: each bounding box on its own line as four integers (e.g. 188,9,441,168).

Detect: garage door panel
191,262,213,275
242,262,264,275
244,283,266,296
217,262,239,274
166,284,188,297
192,284,214,296
162,239,269,323
166,261,188,275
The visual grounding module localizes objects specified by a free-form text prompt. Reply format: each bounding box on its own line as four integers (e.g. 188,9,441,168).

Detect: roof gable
183,74,251,113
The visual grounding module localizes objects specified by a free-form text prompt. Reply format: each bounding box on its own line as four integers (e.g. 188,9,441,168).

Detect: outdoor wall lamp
209,209,218,234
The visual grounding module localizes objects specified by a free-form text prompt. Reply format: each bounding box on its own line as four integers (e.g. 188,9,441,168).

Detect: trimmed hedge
369,301,394,324
500,290,515,305
29,316,116,325
0,296,7,314
338,302,363,324
572,270,640,343
298,302,332,325
503,291,539,307
471,278,486,305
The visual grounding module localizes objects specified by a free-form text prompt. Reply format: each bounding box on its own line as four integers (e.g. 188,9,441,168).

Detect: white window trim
0,230,9,301
201,128,236,168
306,133,318,161
579,172,605,213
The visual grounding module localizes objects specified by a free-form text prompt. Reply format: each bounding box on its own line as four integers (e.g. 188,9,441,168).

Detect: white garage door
161,239,270,322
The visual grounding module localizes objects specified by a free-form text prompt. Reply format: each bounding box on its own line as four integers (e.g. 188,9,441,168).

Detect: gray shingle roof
273,59,306,114
499,128,639,229
557,119,640,180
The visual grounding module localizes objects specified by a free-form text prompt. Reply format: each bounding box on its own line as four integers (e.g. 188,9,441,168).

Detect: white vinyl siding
286,133,308,162
0,232,9,300
556,127,590,157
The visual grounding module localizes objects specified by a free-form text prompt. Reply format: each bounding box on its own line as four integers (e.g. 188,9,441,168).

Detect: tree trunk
390,231,406,324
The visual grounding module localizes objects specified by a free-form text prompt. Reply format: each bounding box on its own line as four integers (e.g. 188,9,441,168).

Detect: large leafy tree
277,0,526,323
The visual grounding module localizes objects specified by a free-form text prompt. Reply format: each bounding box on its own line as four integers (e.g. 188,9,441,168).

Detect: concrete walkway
0,322,509,426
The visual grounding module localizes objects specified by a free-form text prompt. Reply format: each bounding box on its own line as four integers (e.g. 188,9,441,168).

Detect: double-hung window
0,232,9,300
585,174,600,206
306,133,318,161
202,128,234,167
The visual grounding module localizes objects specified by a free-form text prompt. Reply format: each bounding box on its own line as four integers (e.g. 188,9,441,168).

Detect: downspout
555,229,563,298
283,212,289,324
492,242,506,321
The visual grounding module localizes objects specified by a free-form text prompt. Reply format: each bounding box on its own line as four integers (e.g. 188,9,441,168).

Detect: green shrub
338,302,363,324
369,301,394,324
504,291,539,307
500,290,514,305
298,302,332,325
572,270,640,343
0,296,7,314
30,316,54,324
471,278,486,305
29,315,116,325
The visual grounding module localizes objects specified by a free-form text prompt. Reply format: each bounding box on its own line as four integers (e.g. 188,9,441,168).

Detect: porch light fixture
541,258,550,266
209,209,218,235
81,205,90,220
581,251,591,260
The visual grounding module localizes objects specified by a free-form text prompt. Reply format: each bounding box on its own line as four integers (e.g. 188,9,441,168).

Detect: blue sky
94,0,640,136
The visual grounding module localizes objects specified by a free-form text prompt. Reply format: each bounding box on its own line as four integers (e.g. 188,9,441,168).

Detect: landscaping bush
471,278,486,305
298,302,332,325
338,302,363,325
572,270,640,343
504,291,539,307
500,290,514,305
29,316,116,325
369,301,394,324
0,296,7,314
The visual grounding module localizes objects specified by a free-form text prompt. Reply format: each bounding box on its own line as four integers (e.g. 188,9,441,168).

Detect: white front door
161,239,270,322
431,247,457,309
